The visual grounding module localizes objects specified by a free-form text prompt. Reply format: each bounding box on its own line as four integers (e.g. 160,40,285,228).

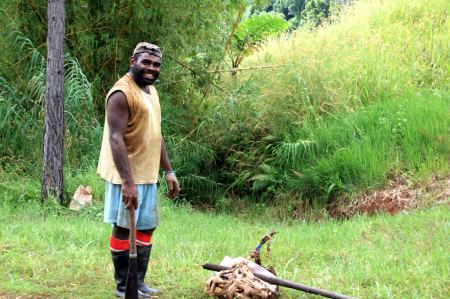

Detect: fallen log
203,263,357,299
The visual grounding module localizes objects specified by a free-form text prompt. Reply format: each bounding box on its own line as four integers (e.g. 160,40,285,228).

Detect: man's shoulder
107,74,138,99
113,73,134,88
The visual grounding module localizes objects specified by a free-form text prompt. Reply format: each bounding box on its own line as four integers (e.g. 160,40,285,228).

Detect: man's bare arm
160,137,173,173
160,138,180,199
107,91,138,209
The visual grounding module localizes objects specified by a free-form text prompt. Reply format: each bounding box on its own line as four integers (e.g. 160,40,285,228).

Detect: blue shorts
103,181,160,230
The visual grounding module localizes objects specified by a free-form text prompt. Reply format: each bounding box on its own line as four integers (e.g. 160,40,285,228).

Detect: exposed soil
328,175,450,219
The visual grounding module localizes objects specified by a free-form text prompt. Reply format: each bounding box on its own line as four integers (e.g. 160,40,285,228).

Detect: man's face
130,52,161,87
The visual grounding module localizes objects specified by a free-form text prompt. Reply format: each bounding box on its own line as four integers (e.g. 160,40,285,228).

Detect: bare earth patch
329,175,450,218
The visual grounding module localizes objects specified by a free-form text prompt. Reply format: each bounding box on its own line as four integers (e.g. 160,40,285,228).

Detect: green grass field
0,175,448,298
0,0,448,298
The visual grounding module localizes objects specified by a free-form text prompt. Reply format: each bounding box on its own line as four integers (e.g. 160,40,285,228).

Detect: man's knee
112,225,156,244
112,225,130,240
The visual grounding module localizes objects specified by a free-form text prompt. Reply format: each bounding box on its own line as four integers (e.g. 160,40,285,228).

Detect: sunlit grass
0,174,448,298
234,0,449,111
280,94,450,202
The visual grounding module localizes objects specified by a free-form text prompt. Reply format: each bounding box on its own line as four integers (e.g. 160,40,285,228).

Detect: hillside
191,0,450,209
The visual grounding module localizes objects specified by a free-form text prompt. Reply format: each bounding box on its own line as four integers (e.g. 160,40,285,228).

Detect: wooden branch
157,78,193,86
165,54,226,93
202,6,245,101
28,0,47,27
203,263,357,299
206,64,287,74
221,6,244,55
160,63,287,80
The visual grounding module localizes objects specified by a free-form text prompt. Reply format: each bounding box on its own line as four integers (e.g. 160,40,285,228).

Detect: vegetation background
0,0,448,298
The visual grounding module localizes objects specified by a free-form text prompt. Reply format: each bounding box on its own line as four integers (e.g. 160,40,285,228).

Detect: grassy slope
0,175,448,298
238,0,449,108
196,0,449,204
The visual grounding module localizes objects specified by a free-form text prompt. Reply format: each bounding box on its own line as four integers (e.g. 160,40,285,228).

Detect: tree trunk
41,0,65,204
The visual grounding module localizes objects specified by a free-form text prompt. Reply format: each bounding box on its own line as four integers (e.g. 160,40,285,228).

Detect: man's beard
130,66,158,86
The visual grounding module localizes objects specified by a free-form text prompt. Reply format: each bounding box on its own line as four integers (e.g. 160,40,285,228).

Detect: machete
125,208,138,299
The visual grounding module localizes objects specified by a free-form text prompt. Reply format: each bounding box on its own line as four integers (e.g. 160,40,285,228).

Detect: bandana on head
133,42,162,59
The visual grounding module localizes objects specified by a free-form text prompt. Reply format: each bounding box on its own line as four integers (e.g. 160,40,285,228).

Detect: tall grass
0,174,448,298
236,0,449,115
203,93,450,205
279,94,450,198
192,0,450,205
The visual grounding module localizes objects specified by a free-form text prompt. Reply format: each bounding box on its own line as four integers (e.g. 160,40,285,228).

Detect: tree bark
41,0,65,204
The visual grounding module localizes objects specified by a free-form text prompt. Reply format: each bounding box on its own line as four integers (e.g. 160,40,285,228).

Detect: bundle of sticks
203,231,356,299
204,260,277,299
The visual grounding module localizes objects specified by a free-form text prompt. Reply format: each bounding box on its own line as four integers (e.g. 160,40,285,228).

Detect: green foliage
200,93,449,205
299,0,332,27
193,0,450,206
0,0,449,210
0,1,247,149
250,163,283,197
234,13,289,47
275,139,317,167
263,0,339,28
231,12,289,68
0,29,101,173
273,0,306,17
164,136,220,203
0,30,45,170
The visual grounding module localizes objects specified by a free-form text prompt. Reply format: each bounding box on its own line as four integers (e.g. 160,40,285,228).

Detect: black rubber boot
112,250,151,298
111,250,129,298
137,245,161,295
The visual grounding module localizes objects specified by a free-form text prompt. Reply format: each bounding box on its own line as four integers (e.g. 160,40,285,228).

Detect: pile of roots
204,261,277,299
205,231,278,299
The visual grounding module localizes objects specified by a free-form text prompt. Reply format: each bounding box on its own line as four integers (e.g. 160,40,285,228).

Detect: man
97,42,180,298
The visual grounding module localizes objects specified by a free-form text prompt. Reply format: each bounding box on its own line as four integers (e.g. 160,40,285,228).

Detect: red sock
136,231,152,246
110,235,129,252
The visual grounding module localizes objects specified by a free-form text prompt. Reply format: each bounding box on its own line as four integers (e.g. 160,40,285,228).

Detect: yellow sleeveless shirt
97,73,161,184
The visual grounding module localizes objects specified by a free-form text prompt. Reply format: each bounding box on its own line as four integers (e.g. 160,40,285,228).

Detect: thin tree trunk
201,6,245,101
41,0,65,204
